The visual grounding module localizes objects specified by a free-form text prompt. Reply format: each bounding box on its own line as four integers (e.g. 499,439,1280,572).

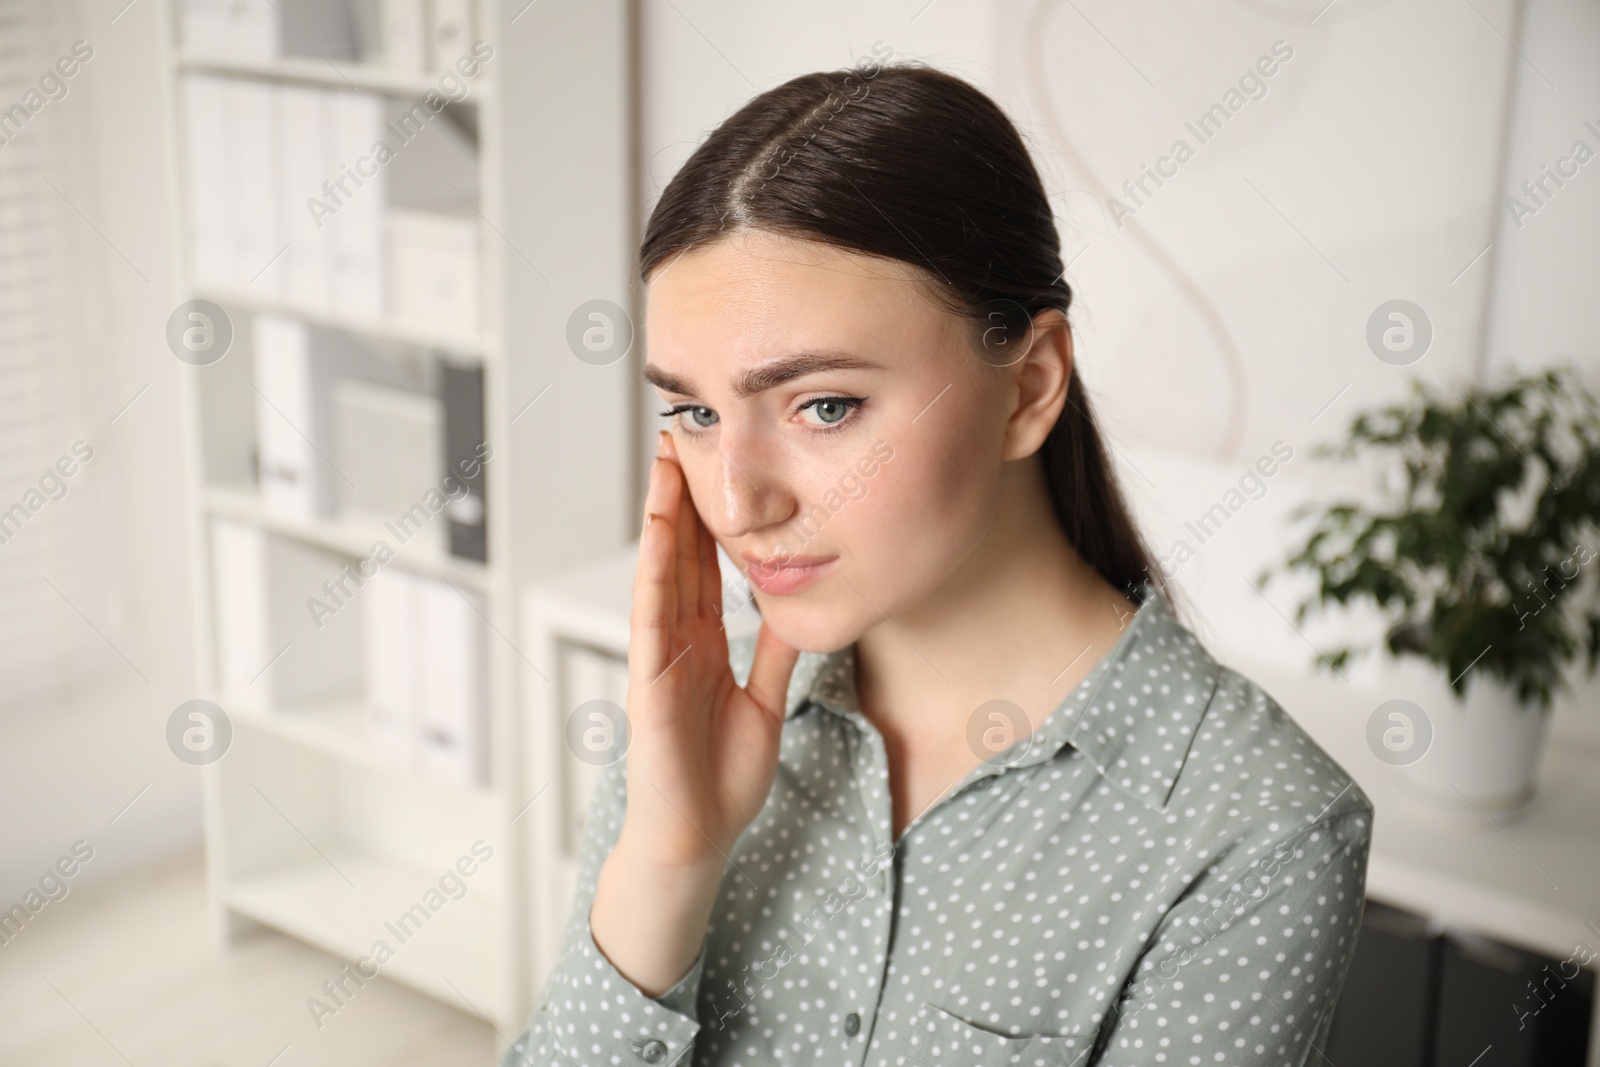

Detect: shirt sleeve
500,749,710,1067
1084,806,1374,1067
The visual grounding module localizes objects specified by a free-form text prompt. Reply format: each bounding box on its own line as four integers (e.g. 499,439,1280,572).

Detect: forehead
640,230,960,391
643,231,946,367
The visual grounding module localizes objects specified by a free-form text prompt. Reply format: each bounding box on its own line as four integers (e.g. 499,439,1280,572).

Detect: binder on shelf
178,0,228,53
323,91,387,317
228,78,283,295
363,566,413,765
413,576,488,786
360,568,489,784
440,361,487,562
428,0,474,71
179,0,278,58
381,0,428,75
334,380,444,528
276,84,328,305
181,74,232,286
253,314,318,520
181,75,285,292
386,209,480,336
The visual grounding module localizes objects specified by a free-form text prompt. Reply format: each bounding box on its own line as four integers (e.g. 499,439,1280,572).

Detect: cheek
836,430,996,584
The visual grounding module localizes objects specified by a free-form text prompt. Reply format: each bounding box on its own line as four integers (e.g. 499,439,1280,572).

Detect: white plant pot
1381,653,1552,813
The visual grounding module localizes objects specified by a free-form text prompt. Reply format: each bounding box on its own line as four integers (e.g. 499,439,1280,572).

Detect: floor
0,849,500,1067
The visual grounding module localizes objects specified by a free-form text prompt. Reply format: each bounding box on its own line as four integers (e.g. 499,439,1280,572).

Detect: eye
656,396,866,437
658,403,718,434
798,396,865,431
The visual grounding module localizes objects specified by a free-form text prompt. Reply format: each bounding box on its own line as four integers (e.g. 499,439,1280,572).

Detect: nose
698,429,795,540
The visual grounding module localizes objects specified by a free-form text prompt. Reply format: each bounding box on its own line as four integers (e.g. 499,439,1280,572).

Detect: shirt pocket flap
909,1002,1087,1067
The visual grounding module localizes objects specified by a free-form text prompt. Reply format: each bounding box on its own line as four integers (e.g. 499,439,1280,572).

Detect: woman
503,59,1371,1067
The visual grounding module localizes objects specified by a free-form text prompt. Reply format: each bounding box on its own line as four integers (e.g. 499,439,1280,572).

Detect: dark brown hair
640,60,1173,616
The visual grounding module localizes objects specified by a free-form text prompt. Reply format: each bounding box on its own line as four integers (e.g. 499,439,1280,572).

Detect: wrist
608,828,727,885
590,837,724,999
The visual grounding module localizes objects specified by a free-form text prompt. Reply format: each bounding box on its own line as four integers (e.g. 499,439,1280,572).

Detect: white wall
1484,0,1600,377
1482,0,1600,745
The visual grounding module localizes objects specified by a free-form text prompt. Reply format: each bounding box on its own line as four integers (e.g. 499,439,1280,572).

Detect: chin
745,593,862,655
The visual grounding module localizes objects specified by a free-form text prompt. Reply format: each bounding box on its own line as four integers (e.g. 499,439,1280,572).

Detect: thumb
743,619,802,723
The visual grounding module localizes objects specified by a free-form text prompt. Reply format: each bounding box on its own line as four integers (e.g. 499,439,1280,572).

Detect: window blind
0,0,114,710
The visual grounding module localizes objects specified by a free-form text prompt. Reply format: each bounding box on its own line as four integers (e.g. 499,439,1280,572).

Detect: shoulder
1180,655,1374,836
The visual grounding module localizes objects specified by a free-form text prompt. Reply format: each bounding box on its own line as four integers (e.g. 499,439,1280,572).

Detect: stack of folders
180,75,481,335
183,75,385,313
209,517,489,787
178,0,474,75
252,313,412,521
364,567,488,787
251,314,488,563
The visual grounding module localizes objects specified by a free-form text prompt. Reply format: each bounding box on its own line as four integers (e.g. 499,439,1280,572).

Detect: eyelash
657,396,866,438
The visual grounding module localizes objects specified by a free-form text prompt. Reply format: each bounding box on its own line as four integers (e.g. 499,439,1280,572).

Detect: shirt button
638,1038,668,1062
843,1011,861,1036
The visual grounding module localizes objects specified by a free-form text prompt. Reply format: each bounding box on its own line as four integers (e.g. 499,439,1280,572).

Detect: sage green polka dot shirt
501,578,1374,1066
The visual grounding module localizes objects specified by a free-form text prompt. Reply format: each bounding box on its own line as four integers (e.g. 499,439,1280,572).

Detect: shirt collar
780,577,1223,811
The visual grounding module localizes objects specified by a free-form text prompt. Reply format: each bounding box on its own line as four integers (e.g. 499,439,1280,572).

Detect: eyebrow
643,351,881,401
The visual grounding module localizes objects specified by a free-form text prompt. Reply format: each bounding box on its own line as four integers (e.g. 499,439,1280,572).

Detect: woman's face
643,229,1048,653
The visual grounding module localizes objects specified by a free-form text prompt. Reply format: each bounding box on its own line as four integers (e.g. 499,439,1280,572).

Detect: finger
695,490,723,624
660,433,699,618
630,452,675,683
666,431,722,622
744,618,802,723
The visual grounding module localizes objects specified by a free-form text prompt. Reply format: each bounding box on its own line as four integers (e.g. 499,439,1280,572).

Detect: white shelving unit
162,0,637,1033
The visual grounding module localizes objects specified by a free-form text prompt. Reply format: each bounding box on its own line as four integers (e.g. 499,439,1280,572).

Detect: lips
740,551,838,596
742,551,833,572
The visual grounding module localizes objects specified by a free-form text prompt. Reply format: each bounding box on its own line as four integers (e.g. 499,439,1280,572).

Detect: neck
854,454,1137,761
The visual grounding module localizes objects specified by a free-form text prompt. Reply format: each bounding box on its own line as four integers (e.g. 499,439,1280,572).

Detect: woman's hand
588,429,799,997
617,429,802,871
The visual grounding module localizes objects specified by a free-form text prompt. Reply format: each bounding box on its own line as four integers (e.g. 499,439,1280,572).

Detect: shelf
226,694,497,806
228,850,507,1025
177,51,493,103
207,484,492,591
173,0,640,1030
193,284,493,360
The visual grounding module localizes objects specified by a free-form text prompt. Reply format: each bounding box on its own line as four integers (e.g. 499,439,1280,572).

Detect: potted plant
1255,362,1600,811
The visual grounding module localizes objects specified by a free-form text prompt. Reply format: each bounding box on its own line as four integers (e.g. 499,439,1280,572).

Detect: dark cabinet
1323,898,1594,1067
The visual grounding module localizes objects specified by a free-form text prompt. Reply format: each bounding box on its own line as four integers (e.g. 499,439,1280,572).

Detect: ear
1001,308,1072,462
